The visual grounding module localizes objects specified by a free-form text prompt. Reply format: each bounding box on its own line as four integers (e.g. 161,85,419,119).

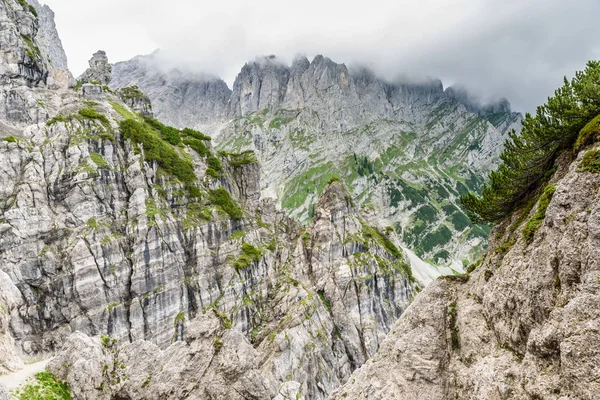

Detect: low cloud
44,0,600,112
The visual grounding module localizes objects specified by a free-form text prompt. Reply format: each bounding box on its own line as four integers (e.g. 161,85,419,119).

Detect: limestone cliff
110,52,232,136
27,0,69,71
0,3,439,398
113,53,523,266
330,147,600,399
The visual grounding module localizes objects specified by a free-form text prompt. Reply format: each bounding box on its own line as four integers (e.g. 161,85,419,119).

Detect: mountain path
0,359,52,390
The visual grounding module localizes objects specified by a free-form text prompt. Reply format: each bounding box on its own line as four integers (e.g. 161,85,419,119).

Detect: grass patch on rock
522,184,557,243
11,371,71,400
579,149,600,173
120,119,196,183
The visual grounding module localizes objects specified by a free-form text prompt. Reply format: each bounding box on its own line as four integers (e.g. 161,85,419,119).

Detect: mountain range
2,1,598,399
111,52,522,267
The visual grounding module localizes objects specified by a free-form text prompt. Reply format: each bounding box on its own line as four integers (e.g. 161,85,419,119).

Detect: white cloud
42,0,600,112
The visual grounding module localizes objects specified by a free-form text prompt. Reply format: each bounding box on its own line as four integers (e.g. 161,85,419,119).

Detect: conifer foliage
461,61,600,223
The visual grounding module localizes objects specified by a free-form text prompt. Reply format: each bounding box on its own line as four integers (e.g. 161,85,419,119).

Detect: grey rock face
0,9,430,397
50,314,278,400
229,55,291,116
79,50,112,85
0,384,9,400
331,149,600,399
27,0,69,70
0,0,53,128
116,85,153,117
48,179,420,400
0,0,48,85
110,52,231,135
0,270,24,374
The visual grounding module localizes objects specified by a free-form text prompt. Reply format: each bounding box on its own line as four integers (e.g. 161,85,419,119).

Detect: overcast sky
42,0,600,112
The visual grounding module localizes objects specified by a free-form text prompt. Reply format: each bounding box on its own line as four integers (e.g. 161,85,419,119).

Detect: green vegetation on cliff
119,119,196,183
209,188,243,220
118,85,146,100
462,61,600,223
17,0,38,17
11,371,71,400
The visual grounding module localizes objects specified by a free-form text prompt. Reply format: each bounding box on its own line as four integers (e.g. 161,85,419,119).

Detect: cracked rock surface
331,151,600,399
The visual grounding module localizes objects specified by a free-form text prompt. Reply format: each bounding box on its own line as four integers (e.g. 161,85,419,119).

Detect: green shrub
174,311,185,327
220,150,258,167
495,237,516,254
229,230,246,241
78,107,110,129
20,0,38,17
318,290,331,312
3,136,17,143
522,184,557,243
241,243,262,261
233,243,263,270
579,149,600,173
87,218,99,231
209,188,243,220
186,185,202,198
90,152,109,168
119,119,196,183
183,138,210,157
266,239,277,252
361,222,403,259
207,155,222,172
448,301,460,350
109,100,137,121
119,85,146,100
213,338,224,353
181,128,211,141
46,115,69,126
100,334,116,348
11,371,70,400
466,258,482,274
233,254,253,270
206,168,220,179
100,132,115,142
143,117,181,145
269,117,283,129
182,203,212,229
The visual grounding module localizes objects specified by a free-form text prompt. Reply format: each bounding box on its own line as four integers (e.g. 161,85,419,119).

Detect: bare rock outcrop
331,148,600,399
79,50,112,85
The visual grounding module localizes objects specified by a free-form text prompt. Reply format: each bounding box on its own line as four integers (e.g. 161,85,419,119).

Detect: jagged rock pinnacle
78,50,112,84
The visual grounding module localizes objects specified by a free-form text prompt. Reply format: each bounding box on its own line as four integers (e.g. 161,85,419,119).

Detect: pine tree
461,61,600,224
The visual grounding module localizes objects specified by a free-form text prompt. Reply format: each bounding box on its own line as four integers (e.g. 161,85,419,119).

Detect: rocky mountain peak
0,0,49,86
79,50,112,84
315,179,354,219
290,54,310,73
27,0,68,71
110,53,232,134
229,55,291,116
